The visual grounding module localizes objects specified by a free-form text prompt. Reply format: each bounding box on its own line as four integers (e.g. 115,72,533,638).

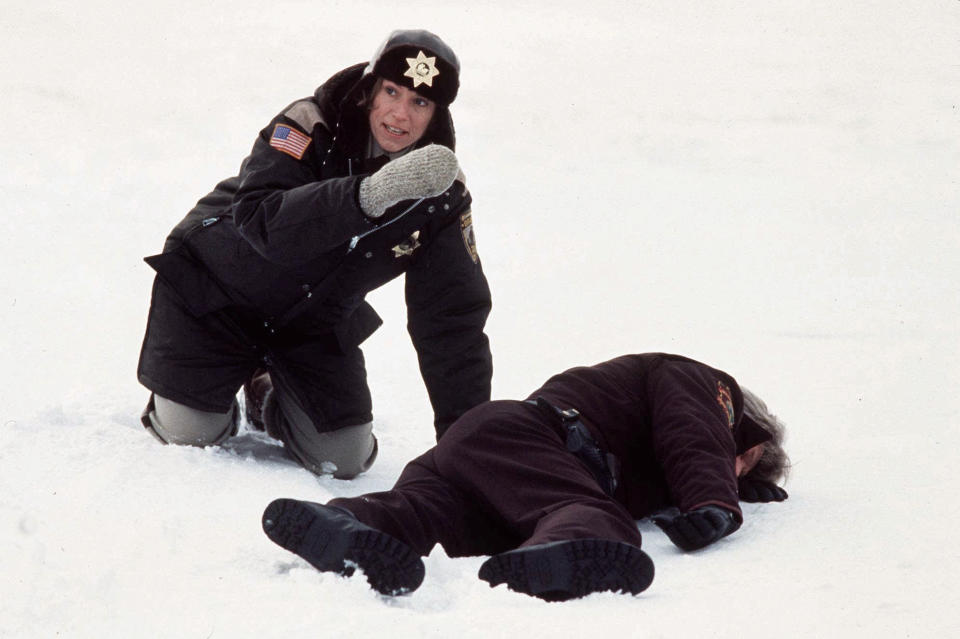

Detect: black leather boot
262,498,425,596
478,538,654,601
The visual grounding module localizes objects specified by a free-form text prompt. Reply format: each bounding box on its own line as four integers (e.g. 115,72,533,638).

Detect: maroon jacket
530,353,769,522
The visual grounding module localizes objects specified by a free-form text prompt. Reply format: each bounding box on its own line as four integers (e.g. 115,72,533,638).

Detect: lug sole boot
243,369,272,431
262,498,424,596
478,538,654,601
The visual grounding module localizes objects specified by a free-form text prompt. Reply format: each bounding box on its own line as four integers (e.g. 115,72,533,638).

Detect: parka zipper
347,197,425,253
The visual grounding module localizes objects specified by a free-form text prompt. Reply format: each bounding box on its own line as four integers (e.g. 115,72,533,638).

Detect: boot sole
478,538,654,601
262,498,425,596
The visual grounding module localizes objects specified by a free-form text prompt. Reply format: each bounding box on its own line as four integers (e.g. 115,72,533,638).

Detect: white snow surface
2,1,959,637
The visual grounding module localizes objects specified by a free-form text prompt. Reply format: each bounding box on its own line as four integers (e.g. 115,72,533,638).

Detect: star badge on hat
404,50,440,88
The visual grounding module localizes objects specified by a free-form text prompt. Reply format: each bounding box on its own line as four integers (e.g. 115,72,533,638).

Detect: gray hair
741,388,791,484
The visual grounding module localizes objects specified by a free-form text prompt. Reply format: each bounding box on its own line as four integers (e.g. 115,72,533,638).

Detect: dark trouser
138,277,372,426
329,400,643,557
137,277,375,475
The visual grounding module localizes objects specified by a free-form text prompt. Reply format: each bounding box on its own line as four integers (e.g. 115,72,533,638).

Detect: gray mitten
358,144,460,219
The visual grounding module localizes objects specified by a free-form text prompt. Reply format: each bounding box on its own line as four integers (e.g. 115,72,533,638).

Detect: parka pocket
144,244,235,317
333,301,383,351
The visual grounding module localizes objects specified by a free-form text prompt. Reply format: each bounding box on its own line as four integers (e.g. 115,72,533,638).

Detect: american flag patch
269,124,311,159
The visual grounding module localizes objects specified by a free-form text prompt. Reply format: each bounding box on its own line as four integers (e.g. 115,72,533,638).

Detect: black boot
243,369,272,431
478,539,654,601
262,498,425,596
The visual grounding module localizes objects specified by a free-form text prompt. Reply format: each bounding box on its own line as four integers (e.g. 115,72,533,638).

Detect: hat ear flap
735,415,773,454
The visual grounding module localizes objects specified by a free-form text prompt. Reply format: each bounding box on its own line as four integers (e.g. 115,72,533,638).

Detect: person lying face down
261,353,790,600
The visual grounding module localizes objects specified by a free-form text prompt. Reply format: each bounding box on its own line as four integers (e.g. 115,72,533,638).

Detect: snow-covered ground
2,1,958,637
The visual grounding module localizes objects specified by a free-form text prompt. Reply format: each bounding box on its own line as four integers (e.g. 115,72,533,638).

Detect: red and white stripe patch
269,124,311,159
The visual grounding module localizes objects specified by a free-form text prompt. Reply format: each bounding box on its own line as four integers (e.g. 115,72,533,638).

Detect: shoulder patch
459,210,478,264
283,100,327,132
716,381,736,428
270,123,312,160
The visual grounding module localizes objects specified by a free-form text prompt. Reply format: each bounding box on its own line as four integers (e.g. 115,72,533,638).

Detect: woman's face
368,79,437,153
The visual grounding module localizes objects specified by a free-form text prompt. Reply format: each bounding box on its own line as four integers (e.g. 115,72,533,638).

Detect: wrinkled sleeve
230,115,374,266
647,361,742,521
405,187,493,438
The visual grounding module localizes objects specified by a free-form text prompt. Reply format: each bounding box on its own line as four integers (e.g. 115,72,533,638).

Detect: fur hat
365,29,460,106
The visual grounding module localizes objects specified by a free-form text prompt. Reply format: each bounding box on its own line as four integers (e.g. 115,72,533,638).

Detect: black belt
527,397,620,497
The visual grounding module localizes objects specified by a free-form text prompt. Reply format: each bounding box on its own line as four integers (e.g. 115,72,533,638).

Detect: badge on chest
391,231,421,258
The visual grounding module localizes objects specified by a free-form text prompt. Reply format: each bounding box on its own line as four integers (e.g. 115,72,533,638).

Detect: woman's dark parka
140,55,492,436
